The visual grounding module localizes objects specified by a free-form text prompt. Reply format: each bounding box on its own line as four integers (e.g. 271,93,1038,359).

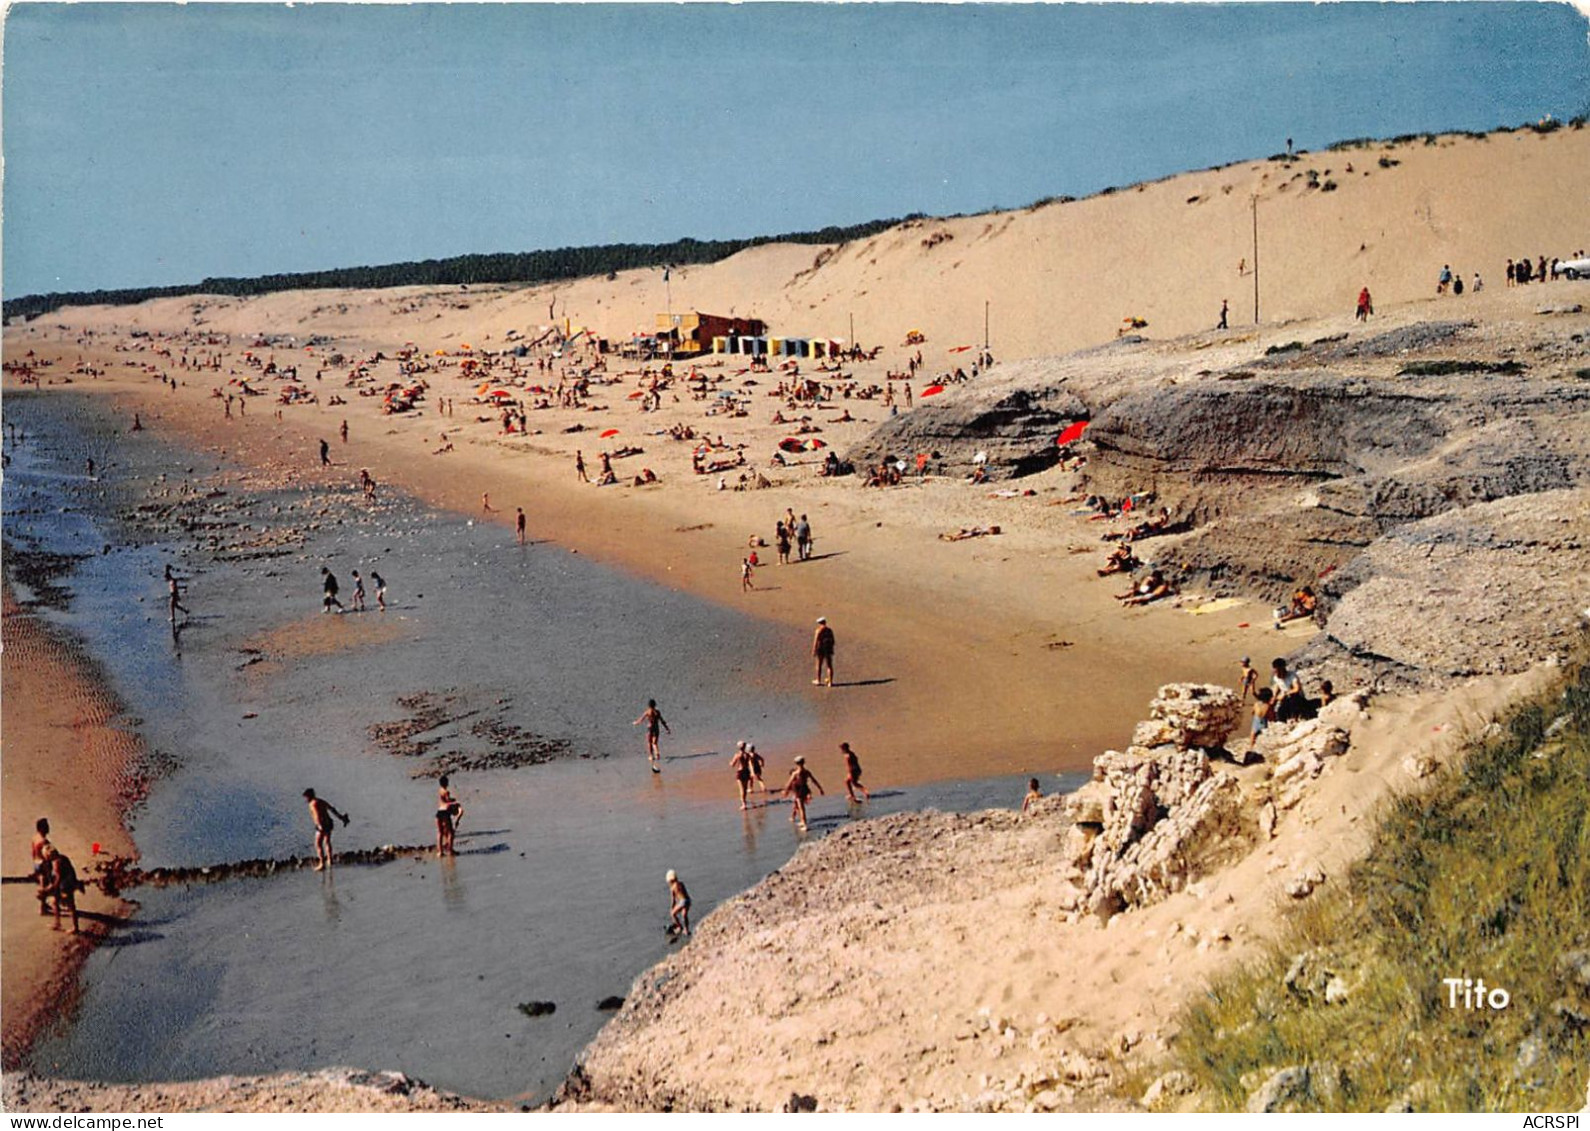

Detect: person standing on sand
1238,656,1259,701
482,493,495,513
666,870,691,938
516,507,527,546
776,521,792,565
633,699,671,773
32,818,54,915
370,570,387,612
741,556,755,592
812,617,835,687
319,439,331,467
320,567,344,614
167,568,189,623
351,570,366,612
575,450,589,483
732,742,755,809
795,514,813,561
1356,288,1373,322
436,775,461,857
783,756,824,831
841,742,870,803
41,846,82,934
303,788,349,871
340,419,349,444
1217,299,1229,330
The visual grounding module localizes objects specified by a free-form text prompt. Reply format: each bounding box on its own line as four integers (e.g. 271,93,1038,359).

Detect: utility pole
849,312,855,352
1251,196,1261,325
984,300,990,353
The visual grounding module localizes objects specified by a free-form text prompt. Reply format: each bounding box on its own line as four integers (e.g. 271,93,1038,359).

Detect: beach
4,125,1590,1110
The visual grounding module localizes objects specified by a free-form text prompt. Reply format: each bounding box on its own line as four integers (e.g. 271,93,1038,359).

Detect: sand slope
57,128,1590,368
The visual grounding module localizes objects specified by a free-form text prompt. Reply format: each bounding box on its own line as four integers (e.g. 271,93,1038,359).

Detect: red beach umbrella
1056,420,1091,446
627,390,646,399
803,438,828,451
948,345,973,353
920,384,946,397
600,428,620,439
779,437,805,453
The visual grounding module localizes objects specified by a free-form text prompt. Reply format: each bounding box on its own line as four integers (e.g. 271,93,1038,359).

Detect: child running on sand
370,570,387,612
633,699,671,773
841,742,870,802
1021,777,1043,814
303,788,350,871
783,756,824,831
666,870,691,939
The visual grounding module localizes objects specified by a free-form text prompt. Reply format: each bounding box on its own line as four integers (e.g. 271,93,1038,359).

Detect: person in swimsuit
351,570,366,612
1238,656,1259,701
40,845,81,934
1021,778,1043,814
633,699,671,773
32,818,54,916
320,567,344,614
841,742,870,803
731,742,755,810
516,507,527,546
747,743,766,793
303,788,349,871
370,570,387,612
666,870,692,938
436,775,460,857
812,618,835,687
783,756,824,831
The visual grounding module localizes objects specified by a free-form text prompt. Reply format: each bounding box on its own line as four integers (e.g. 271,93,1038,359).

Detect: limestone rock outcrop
1061,683,1250,919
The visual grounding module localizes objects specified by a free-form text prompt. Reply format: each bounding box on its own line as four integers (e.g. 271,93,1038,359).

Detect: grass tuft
1151,647,1590,1111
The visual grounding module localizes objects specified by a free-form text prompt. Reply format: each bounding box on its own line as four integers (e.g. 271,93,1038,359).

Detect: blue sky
4,2,1588,298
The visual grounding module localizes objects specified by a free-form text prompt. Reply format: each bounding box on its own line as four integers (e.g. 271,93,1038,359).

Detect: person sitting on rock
1276,586,1318,625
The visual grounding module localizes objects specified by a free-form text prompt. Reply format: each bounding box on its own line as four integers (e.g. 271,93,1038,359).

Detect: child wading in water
783,756,824,831
666,869,691,939
841,742,870,802
633,699,671,773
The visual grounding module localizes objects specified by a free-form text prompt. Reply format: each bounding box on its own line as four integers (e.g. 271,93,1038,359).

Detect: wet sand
0,585,140,1069
1,390,1085,1100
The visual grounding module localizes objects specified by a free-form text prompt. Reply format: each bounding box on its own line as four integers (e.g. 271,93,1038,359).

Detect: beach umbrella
949,345,974,354
476,382,493,395
600,428,620,439
779,437,805,453
1056,420,1091,446
627,390,646,400
804,438,828,451
921,384,946,397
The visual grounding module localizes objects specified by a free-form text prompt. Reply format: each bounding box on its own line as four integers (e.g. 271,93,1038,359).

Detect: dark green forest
2,217,919,322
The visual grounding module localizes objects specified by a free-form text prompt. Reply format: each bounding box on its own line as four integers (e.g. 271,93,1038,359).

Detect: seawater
5,392,1083,1102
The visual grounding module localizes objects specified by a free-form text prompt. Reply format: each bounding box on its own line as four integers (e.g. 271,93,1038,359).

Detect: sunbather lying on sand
940,525,1002,541
1115,568,1175,607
